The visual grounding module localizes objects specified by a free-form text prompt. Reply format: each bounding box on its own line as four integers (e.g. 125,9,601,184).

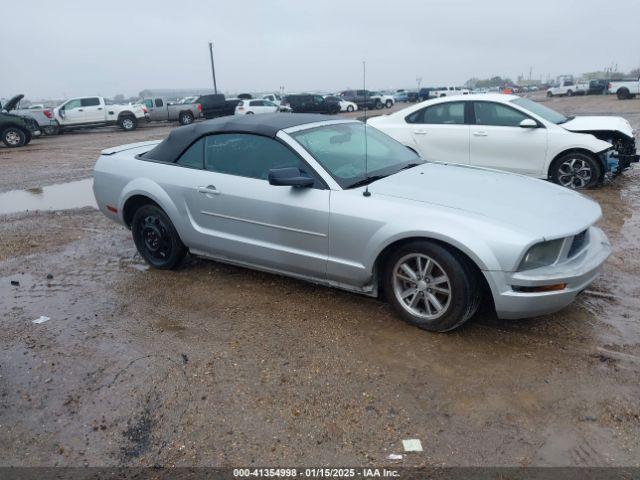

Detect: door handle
78,109,84,112
197,185,220,195
473,131,488,136
413,129,428,135
97,107,103,110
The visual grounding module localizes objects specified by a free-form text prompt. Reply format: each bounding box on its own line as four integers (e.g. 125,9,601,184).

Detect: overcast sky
1,0,638,100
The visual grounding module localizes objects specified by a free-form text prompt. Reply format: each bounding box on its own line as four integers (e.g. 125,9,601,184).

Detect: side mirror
268,167,314,188
519,118,538,129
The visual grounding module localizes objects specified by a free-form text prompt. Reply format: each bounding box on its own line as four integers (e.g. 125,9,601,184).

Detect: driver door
59,99,83,125
177,133,330,279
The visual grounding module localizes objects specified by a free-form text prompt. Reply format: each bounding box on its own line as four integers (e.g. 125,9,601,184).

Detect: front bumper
484,227,611,319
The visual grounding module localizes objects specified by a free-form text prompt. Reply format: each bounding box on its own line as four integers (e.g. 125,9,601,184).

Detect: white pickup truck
608,78,640,100
54,96,148,132
432,86,470,98
546,80,587,97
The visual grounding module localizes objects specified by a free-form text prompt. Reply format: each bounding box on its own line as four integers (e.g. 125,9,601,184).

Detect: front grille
568,230,588,258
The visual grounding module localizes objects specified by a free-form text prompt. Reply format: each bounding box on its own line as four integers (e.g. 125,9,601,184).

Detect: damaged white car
369,94,638,189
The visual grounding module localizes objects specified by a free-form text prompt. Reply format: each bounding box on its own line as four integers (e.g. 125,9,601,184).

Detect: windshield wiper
557,115,575,124
401,162,423,170
347,175,388,189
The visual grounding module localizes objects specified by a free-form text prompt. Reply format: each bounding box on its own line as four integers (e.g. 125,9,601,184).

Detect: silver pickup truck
139,98,202,126
1,94,60,135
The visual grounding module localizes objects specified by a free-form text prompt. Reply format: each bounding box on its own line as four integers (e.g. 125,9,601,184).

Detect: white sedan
368,94,638,189
325,95,357,112
235,99,280,115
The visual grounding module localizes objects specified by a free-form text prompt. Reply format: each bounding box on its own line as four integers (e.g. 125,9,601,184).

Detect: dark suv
282,94,340,114
194,94,240,119
0,101,40,147
340,90,383,110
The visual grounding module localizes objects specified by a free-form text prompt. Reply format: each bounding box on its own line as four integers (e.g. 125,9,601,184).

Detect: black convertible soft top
143,113,341,163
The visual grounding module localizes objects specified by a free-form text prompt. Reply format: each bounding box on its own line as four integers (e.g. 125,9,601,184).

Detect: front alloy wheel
383,241,481,332
552,153,600,189
392,253,451,320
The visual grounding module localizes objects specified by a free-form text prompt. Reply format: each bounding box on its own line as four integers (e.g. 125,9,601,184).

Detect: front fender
545,133,612,173
361,211,533,277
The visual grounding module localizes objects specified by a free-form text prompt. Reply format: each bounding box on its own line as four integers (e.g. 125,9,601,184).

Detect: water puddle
0,178,96,215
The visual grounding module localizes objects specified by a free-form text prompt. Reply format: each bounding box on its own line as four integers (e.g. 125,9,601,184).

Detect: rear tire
346,105,354,112
131,205,187,270
549,152,601,189
383,241,481,332
118,115,137,131
178,112,194,125
385,100,393,108
42,125,59,135
547,91,553,97
617,88,631,100
2,127,27,147
566,90,573,97
375,100,383,110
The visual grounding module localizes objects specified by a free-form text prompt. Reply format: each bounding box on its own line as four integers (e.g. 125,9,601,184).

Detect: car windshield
510,97,569,124
290,122,422,189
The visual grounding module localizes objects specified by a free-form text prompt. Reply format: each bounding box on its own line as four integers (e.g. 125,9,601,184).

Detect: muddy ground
1,96,639,468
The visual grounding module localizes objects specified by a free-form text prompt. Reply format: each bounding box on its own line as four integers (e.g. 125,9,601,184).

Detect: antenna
363,61,371,197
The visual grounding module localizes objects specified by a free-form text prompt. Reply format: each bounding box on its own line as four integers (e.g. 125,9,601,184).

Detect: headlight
518,239,564,271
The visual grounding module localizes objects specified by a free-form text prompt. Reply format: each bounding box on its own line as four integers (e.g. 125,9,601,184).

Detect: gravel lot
1,96,639,468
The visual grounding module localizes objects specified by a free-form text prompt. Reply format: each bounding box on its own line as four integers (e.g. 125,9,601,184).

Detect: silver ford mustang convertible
93,114,611,332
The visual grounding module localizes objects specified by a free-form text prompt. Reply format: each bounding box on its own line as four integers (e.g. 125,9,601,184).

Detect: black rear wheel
118,115,137,131
617,88,631,100
131,205,186,269
179,112,194,125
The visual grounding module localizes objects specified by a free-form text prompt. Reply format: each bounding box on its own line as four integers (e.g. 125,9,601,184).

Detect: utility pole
208,42,218,94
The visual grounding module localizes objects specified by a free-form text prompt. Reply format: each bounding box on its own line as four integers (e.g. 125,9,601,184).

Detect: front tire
550,152,601,189
547,91,553,97
2,127,27,147
118,115,137,131
385,100,393,108
131,205,187,270
383,241,481,332
179,112,194,125
346,105,354,112
566,90,573,97
375,100,383,110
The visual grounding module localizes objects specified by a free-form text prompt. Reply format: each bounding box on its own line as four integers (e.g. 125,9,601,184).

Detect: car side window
176,138,204,169
155,98,164,107
473,102,529,127
204,134,301,180
64,99,82,110
81,97,100,107
406,102,465,124
143,99,153,109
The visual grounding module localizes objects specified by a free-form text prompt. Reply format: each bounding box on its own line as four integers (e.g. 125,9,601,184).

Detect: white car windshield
511,98,569,124
290,122,422,189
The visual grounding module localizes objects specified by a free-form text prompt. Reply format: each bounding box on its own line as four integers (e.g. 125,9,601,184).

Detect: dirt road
1,97,639,468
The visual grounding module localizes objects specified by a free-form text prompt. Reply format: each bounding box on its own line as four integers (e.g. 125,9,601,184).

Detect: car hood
369,162,602,239
561,115,634,138
2,94,24,112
